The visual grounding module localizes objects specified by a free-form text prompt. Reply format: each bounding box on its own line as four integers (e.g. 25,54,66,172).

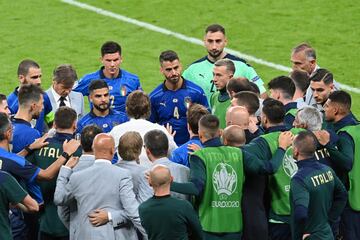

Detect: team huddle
0,24,358,240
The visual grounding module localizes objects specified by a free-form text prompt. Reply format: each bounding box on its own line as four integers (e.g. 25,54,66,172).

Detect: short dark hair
268,76,295,100
205,24,225,35
54,107,77,129
328,90,352,114
226,77,252,94
199,114,219,139
126,91,151,119
159,50,179,64
18,84,44,107
17,59,40,76
309,68,333,85
249,82,260,95
101,41,122,56
0,94,6,102
81,124,103,152
214,59,235,74
294,131,317,158
233,91,259,115
290,69,310,93
118,131,143,161
187,104,210,134
292,43,316,60
223,125,246,147
53,64,77,88
144,130,168,158
262,98,285,124
89,79,109,93
0,112,10,141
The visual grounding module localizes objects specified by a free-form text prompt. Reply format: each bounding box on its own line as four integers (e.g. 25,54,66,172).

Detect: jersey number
109,95,115,109
173,107,180,119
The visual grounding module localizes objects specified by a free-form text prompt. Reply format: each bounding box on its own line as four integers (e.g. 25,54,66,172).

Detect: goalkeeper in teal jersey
290,131,347,240
183,24,266,104
171,114,293,239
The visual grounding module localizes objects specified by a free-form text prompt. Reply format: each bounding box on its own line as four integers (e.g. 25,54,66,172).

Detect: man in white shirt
46,64,84,119
110,90,177,167
290,43,340,106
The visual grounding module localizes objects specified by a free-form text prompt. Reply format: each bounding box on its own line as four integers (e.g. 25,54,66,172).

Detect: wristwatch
61,151,71,161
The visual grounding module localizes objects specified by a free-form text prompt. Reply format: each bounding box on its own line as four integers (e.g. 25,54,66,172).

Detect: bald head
93,133,115,161
149,164,172,189
223,125,246,147
226,106,250,129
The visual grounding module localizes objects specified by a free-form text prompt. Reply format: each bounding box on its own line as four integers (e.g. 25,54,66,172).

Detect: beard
208,49,223,59
32,112,41,119
167,75,180,84
93,102,110,112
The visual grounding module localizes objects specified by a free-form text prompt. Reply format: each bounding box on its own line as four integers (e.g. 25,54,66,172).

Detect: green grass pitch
1,0,359,117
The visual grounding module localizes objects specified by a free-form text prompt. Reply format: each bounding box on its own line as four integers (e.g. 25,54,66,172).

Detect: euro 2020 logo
212,163,237,200
283,146,298,177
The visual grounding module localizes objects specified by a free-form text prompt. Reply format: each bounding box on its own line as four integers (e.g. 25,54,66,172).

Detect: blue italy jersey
149,79,209,145
73,67,142,113
0,147,42,203
11,118,41,154
7,88,53,134
76,110,128,134
170,136,202,167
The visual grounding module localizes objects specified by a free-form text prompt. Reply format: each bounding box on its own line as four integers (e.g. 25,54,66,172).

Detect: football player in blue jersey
149,50,209,145
77,80,128,134
73,41,142,113
7,59,53,133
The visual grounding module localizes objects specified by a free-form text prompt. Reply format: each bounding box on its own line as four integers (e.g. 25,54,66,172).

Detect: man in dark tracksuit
320,91,360,240
171,114,293,239
243,98,295,240
290,131,347,240
27,107,81,240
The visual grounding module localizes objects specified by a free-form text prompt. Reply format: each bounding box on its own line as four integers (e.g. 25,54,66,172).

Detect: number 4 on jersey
173,107,180,119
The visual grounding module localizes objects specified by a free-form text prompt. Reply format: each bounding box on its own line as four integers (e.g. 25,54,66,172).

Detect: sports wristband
61,151,71,161
25,145,34,154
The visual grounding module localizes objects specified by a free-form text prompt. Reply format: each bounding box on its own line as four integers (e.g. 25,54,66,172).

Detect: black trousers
39,232,69,240
339,206,360,240
268,222,291,240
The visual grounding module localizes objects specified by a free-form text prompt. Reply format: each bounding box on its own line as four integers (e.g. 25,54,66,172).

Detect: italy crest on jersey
184,96,192,109
120,85,127,96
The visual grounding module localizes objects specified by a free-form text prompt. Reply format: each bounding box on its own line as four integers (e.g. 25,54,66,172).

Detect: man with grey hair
290,43,340,106
210,58,235,129
293,106,335,168
293,106,322,131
